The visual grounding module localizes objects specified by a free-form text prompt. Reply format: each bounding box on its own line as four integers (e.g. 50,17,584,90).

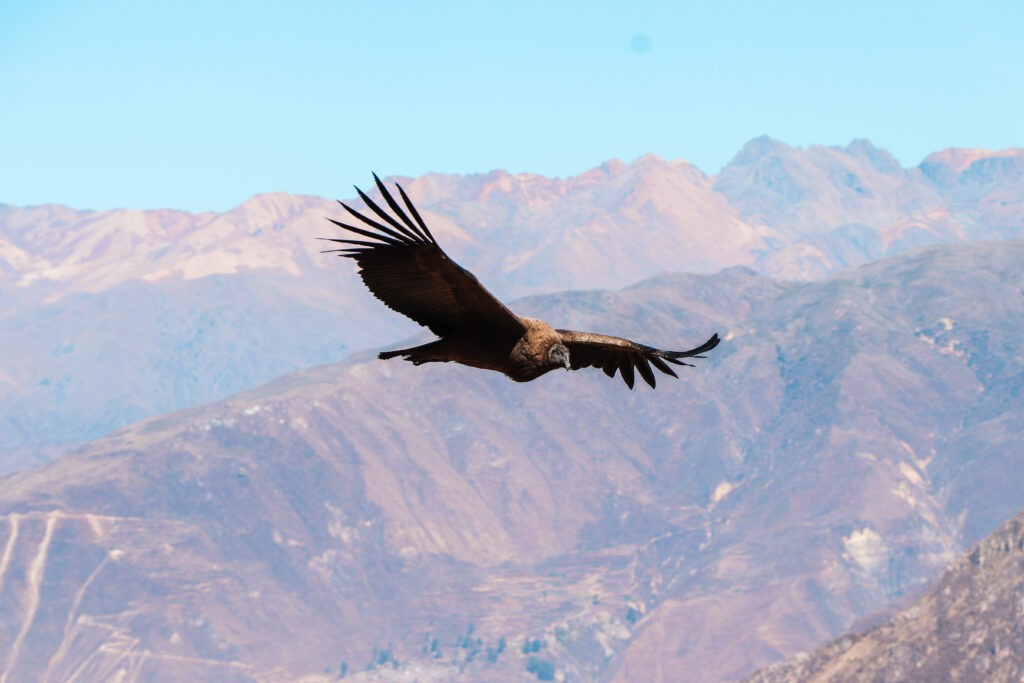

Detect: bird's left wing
320,174,525,344
556,330,720,389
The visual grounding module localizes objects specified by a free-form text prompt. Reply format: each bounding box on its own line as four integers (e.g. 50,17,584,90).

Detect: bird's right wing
321,174,525,343
556,330,720,389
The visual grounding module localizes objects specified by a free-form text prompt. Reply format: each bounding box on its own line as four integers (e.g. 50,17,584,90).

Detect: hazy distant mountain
716,137,1024,277
0,194,416,471
2,139,1021,469
744,508,1024,683
0,239,1020,682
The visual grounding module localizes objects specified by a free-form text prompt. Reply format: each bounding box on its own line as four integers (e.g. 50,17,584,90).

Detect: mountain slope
0,240,1021,682
744,508,1024,683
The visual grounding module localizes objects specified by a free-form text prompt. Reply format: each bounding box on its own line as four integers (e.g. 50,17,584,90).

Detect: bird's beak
562,354,571,371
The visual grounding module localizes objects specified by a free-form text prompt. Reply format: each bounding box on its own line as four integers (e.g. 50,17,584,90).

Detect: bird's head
547,343,571,371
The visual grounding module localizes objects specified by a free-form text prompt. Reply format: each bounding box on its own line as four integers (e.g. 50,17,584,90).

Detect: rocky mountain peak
724,134,791,167
844,138,903,174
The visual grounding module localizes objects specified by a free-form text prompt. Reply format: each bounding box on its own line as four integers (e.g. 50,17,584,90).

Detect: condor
321,175,720,389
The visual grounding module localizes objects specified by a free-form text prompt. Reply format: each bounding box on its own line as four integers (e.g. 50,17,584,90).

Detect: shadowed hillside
744,508,1024,683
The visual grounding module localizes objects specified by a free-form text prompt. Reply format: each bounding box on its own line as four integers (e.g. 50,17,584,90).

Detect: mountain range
0,237,1021,681
2,138,1022,470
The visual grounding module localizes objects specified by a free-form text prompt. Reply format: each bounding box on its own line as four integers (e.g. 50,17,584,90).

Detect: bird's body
322,174,720,389
508,317,570,382
382,316,567,382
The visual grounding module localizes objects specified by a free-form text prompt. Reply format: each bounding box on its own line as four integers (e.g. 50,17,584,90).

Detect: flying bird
321,174,720,389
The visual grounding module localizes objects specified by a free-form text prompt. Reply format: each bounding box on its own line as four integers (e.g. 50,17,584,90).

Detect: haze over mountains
0,234,1022,681
2,138,1023,470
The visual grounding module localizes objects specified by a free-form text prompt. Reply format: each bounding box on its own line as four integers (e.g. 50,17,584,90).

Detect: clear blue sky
2,1,1021,211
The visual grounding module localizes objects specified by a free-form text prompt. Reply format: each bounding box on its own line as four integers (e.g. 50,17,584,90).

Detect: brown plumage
320,174,721,389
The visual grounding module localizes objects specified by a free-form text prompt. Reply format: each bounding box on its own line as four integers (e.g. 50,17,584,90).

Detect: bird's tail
378,340,451,366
